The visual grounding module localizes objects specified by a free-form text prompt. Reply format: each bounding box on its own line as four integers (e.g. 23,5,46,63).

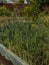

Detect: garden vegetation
0,0,49,65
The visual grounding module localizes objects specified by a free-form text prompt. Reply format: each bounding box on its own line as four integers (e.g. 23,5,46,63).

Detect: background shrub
0,6,12,16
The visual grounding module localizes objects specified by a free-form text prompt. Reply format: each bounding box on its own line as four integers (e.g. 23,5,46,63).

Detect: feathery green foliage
0,18,49,65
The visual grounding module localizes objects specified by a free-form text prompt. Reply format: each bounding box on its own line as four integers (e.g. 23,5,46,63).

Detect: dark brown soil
0,53,14,65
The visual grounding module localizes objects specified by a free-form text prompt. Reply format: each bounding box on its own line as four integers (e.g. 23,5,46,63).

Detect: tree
11,0,24,3
27,0,49,5
0,0,7,2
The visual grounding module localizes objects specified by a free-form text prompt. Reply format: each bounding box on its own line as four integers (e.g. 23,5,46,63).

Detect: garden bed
0,44,28,65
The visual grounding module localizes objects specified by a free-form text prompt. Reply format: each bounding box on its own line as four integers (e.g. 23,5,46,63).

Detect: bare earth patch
0,53,14,65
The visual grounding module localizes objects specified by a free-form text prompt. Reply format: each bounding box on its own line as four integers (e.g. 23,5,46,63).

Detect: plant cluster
0,18,49,65
0,6,12,16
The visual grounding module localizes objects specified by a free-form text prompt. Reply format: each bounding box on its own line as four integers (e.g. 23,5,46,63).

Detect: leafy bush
0,6,12,16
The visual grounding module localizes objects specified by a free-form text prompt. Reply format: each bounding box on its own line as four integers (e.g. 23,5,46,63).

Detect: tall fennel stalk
26,24,30,64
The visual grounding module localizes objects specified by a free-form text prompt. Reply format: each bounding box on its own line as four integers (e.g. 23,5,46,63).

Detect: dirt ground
0,53,14,65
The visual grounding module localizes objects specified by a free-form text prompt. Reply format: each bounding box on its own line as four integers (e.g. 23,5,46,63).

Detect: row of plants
0,18,49,65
